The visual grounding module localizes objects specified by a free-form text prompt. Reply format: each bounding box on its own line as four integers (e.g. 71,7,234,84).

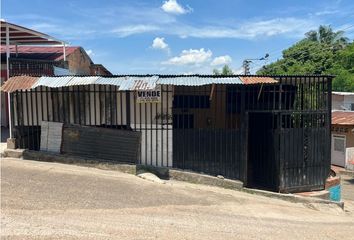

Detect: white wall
129,85,173,167
12,85,174,167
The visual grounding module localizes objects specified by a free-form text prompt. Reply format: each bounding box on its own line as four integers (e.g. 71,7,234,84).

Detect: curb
2,149,344,209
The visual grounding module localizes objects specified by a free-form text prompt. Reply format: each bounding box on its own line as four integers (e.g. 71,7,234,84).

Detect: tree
257,25,353,92
213,65,233,75
305,25,349,50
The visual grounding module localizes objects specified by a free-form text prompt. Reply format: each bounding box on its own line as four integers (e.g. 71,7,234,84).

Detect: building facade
332,92,354,111
331,111,354,169
2,75,333,193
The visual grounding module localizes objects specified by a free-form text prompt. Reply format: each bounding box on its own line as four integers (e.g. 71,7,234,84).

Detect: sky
2,0,354,74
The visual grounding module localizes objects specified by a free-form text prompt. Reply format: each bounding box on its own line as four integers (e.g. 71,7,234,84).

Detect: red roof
332,111,354,125
239,76,277,84
1,76,38,92
1,46,79,61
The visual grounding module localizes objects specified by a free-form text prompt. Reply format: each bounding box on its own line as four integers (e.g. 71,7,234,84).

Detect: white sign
136,85,161,103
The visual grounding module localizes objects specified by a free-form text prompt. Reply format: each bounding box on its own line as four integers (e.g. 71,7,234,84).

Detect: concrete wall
332,94,354,111
67,48,92,75
332,124,354,148
331,124,354,167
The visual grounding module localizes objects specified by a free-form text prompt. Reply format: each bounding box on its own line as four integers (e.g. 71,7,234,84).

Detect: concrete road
1,158,354,240
341,174,354,201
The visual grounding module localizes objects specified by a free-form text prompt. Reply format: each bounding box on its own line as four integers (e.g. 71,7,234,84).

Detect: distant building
1,21,112,127
332,92,354,111
331,111,354,169
1,46,112,77
90,64,112,76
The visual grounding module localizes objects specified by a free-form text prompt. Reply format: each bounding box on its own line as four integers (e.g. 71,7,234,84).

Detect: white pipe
6,24,12,138
63,42,66,61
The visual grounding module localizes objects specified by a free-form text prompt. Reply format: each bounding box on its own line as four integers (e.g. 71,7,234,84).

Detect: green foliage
257,25,354,92
213,65,233,75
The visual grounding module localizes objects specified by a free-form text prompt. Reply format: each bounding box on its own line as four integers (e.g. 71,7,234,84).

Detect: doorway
247,112,278,191
331,134,346,167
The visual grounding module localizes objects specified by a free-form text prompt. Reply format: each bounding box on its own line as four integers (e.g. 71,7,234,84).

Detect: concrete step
3,149,25,158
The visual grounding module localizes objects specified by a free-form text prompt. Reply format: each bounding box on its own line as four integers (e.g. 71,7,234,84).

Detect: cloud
211,55,232,66
314,10,339,16
175,18,316,39
86,49,94,56
152,37,169,51
112,25,159,37
161,0,192,15
163,48,212,65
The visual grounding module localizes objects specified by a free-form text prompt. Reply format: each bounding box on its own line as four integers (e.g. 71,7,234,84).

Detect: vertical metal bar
115,86,118,128
126,91,131,128
20,90,25,148
166,85,169,167
55,88,60,122
150,101,153,165
25,90,30,149
144,91,147,165
50,88,55,122
30,90,34,150
155,93,158,166
15,91,21,145
88,86,92,126
161,85,164,167
6,24,13,138
120,91,123,127
9,93,15,141
94,85,97,126
139,90,142,164
77,86,81,125
110,85,113,127
83,85,86,125
46,87,49,122
34,88,40,150
61,87,66,123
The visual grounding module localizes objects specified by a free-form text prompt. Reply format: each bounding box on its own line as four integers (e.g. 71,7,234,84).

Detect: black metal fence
9,75,332,192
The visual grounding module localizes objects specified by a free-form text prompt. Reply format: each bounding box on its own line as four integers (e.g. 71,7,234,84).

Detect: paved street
1,158,354,240
341,174,354,202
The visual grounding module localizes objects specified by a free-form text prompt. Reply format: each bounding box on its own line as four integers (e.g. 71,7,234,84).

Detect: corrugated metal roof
31,76,159,90
4,75,328,93
239,76,277,84
32,76,73,88
1,76,38,92
332,111,354,125
158,76,242,86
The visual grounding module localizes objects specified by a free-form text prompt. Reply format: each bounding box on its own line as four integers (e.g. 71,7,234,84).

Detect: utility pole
242,60,251,75
243,54,269,75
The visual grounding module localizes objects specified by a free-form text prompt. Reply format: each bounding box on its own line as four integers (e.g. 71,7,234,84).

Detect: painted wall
332,94,354,111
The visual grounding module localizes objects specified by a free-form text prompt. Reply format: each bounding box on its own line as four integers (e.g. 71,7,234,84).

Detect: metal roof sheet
239,76,277,84
32,76,73,88
158,76,242,86
31,76,159,90
5,75,322,93
1,75,38,92
332,111,354,125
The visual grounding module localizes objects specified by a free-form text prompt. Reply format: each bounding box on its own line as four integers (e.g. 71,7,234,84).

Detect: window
351,103,354,111
334,137,345,152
